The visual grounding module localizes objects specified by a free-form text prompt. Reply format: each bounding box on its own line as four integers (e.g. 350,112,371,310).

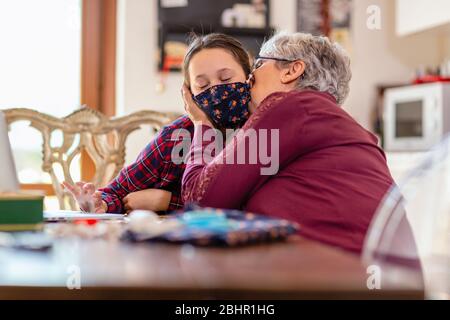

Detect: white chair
363,135,450,299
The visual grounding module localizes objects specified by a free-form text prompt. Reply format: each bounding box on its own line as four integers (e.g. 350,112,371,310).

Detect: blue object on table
123,205,300,247
179,211,238,232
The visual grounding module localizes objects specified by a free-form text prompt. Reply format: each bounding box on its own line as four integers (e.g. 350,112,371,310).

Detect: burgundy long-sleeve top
182,90,396,253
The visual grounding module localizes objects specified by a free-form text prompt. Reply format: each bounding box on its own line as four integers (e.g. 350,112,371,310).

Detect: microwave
383,83,450,151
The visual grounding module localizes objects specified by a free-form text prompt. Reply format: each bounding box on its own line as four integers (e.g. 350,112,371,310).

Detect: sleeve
98,127,172,214
182,92,309,210
168,191,184,211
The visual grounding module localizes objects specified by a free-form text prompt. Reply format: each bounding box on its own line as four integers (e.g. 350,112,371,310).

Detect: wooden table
0,229,424,299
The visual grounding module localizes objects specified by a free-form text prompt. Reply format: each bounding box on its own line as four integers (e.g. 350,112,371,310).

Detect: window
0,0,116,188
0,0,82,184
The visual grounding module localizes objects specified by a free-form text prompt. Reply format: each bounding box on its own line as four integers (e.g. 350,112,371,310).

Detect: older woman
181,32,396,253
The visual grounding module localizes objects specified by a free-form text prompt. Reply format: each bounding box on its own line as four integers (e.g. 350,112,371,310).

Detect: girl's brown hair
183,33,252,87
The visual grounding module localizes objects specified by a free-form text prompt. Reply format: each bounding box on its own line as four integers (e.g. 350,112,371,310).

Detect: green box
0,193,44,231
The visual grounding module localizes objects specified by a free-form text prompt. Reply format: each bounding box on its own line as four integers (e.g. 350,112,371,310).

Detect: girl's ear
280,61,306,85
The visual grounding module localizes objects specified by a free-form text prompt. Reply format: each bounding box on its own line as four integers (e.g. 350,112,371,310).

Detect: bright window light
0,0,82,183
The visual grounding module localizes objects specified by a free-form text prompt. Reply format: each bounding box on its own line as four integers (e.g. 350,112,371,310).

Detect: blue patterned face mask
193,82,251,130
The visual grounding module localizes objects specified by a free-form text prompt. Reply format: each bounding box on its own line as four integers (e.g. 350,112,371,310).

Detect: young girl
63,33,252,214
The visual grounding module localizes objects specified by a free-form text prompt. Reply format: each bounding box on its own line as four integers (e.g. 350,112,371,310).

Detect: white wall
117,0,183,163
396,0,450,36
345,0,442,130
117,0,444,163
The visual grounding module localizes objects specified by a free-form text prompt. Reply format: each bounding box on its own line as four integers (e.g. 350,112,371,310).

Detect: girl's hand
181,84,213,127
122,189,172,214
62,181,107,213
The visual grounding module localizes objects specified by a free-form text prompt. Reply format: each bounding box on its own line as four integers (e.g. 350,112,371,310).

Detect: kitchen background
1,0,450,189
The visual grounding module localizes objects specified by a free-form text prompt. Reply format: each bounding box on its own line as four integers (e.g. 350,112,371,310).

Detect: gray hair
259,32,352,105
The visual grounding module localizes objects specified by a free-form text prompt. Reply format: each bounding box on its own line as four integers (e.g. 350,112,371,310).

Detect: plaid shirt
99,115,194,214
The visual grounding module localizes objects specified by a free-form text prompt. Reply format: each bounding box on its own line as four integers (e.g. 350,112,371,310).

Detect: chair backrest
3,106,180,210
362,135,450,299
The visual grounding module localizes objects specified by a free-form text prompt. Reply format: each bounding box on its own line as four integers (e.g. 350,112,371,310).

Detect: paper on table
44,210,125,222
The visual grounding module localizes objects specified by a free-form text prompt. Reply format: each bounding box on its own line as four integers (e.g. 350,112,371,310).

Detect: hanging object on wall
221,0,267,28
297,0,326,36
157,0,272,73
156,41,188,93
329,0,352,53
162,41,187,72
160,0,188,8
155,41,187,94
297,0,352,52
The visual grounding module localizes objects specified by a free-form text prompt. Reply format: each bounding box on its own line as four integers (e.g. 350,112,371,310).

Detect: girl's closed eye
196,81,210,91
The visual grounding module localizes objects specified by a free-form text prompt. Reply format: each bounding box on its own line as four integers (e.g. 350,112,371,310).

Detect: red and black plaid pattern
99,115,194,213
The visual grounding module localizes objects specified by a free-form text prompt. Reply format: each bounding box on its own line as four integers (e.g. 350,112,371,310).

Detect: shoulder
137,115,193,161
158,114,194,141
273,90,338,113
244,90,333,129
161,114,194,134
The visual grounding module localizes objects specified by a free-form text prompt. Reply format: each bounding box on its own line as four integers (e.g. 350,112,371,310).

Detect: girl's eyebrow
217,68,234,74
196,68,234,80
195,74,208,81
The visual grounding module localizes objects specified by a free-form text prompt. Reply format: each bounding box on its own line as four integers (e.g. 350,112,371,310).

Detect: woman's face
248,59,285,111
188,48,247,96
248,58,305,112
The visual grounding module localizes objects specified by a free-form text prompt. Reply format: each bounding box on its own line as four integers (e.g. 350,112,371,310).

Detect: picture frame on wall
297,0,352,52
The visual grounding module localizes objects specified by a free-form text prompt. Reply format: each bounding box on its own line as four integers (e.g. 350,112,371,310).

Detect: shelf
218,26,274,36
157,0,272,72
160,24,273,37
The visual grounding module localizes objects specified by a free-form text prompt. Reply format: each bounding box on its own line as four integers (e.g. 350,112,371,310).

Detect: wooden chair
3,106,180,210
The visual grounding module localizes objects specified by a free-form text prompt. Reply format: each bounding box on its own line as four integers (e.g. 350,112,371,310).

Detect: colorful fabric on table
123,206,299,247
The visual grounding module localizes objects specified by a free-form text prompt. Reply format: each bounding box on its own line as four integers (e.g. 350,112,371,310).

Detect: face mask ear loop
246,74,255,89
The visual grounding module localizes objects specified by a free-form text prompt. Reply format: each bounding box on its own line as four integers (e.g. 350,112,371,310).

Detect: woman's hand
122,189,172,214
62,181,107,213
181,84,213,127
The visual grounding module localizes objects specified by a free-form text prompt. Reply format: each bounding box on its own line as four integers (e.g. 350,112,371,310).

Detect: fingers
94,200,107,214
75,181,86,192
82,183,95,195
93,190,102,198
124,203,132,213
93,191,103,208
93,192,106,213
181,84,195,112
62,181,102,213
75,181,91,198
62,181,78,196
181,85,189,112
95,208,105,214
181,85,212,126
123,195,131,213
